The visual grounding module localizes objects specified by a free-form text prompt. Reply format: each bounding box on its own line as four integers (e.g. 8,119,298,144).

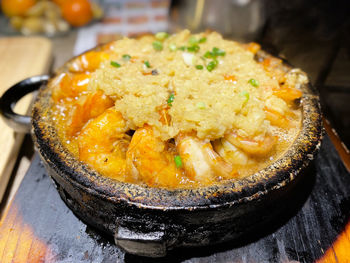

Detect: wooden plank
323,118,350,173
0,135,349,262
0,37,52,203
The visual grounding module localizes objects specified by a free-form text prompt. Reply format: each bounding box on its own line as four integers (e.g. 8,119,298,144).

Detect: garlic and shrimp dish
49,30,308,189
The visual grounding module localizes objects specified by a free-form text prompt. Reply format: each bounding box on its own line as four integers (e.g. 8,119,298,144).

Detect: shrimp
272,69,305,103
225,132,277,156
272,86,302,102
69,50,111,73
264,107,290,128
77,108,129,181
213,138,250,166
126,126,185,188
175,133,236,183
65,90,114,137
260,56,288,83
52,73,91,102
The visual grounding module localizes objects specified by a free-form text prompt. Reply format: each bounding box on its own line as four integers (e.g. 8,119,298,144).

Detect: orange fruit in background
61,0,93,27
51,0,69,7
1,0,36,17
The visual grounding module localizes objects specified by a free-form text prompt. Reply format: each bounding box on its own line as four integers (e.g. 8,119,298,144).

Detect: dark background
262,0,350,147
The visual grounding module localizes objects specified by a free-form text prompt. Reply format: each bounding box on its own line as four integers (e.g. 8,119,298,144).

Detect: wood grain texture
323,118,350,173
0,37,52,203
0,135,349,262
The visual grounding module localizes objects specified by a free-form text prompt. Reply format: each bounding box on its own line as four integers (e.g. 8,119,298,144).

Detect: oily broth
234,108,302,179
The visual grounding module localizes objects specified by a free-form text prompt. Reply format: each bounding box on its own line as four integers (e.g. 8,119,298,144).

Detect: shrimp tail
225,132,277,156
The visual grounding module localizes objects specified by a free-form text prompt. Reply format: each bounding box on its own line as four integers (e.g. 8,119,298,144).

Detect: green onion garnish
155,32,169,41
178,46,186,51
198,37,207,43
204,47,225,59
152,41,163,51
144,60,151,68
122,54,131,61
195,65,203,70
188,36,198,45
174,155,183,168
204,51,213,58
189,36,207,45
169,43,177,51
167,93,175,106
110,61,121,68
187,44,200,52
240,91,250,103
196,102,206,109
206,60,218,72
248,78,259,87
212,47,226,56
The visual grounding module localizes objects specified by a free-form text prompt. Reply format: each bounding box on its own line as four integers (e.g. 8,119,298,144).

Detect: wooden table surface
0,37,52,203
0,31,77,215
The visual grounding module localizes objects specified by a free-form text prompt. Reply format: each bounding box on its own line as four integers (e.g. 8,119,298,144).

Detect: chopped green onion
169,43,177,51
240,91,250,103
178,46,186,51
152,41,163,51
204,47,226,59
248,78,259,87
187,44,200,52
198,37,207,43
206,60,218,72
189,36,207,45
122,54,131,61
188,36,198,45
167,93,175,106
110,61,121,68
196,102,206,109
212,47,226,56
144,60,151,68
174,155,183,168
155,32,169,41
204,51,213,58
195,65,203,70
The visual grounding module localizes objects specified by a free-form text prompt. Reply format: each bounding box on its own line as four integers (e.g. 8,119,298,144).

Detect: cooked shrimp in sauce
176,133,236,183
126,126,187,188
78,108,129,181
50,30,306,188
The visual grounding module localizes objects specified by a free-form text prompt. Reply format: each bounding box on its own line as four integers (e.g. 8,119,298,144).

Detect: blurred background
0,0,350,147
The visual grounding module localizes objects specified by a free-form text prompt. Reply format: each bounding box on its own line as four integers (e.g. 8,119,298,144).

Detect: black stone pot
0,48,323,258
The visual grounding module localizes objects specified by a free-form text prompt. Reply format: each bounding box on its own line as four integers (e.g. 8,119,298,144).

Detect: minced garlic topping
89,30,288,140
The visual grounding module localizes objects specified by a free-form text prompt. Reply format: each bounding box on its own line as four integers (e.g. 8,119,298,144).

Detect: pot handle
115,225,167,257
0,75,49,133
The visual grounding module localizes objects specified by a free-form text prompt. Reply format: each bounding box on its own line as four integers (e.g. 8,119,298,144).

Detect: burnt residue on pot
31,47,323,257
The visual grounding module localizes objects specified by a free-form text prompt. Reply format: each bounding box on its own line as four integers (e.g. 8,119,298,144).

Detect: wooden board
0,135,349,262
0,37,52,203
